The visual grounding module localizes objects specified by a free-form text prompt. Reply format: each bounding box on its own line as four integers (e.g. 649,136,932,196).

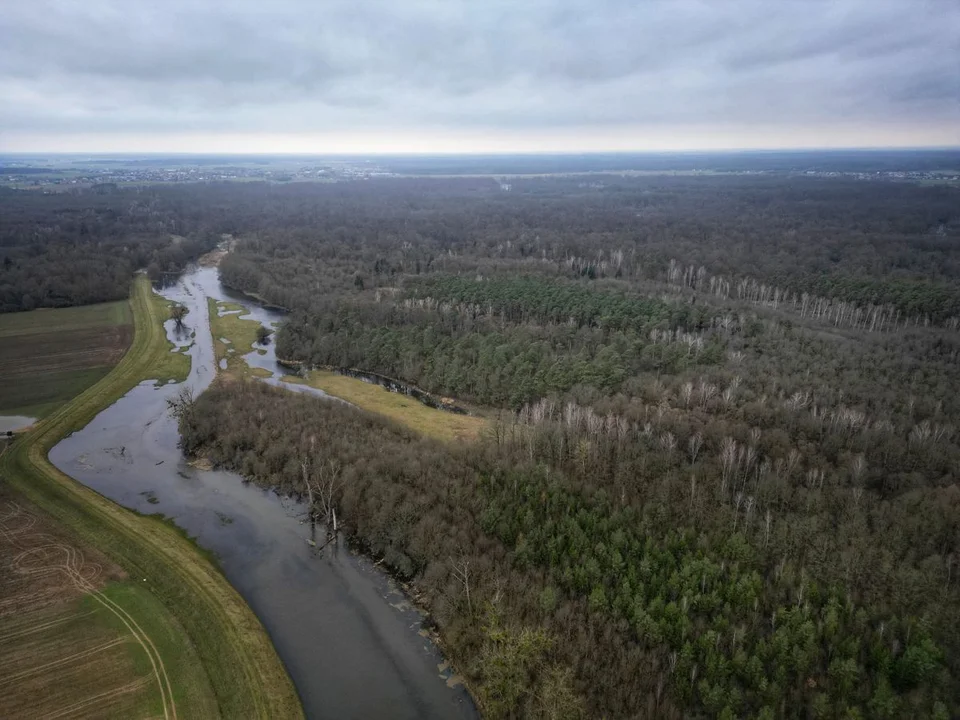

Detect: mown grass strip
0,275,303,719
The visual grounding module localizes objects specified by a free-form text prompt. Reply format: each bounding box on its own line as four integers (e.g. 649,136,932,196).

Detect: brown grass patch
282,370,489,442
0,492,123,614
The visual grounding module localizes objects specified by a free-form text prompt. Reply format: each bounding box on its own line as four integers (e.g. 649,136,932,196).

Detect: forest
4,174,960,718
0,186,218,311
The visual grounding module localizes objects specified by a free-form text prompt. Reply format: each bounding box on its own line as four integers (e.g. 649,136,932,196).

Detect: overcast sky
1,0,957,153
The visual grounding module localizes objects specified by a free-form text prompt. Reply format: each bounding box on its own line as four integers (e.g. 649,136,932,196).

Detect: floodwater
0,415,36,433
49,266,476,720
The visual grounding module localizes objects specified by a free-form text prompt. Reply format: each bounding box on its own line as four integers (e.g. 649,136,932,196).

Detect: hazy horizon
3,1,958,154
3,146,959,159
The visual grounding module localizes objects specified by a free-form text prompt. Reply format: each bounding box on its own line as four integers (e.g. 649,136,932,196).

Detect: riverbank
0,276,303,718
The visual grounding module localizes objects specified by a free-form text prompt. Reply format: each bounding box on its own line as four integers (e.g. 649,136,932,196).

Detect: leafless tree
658,431,677,453
720,437,738,496
851,487,864,510
170,303,188,328
302,456,343,532
688,432,703,465
450,555,473,615
851,454,867,485
166,386,195,421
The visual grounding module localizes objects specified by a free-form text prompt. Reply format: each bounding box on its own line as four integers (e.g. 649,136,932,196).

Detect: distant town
0,161,394,188
1,151,957,189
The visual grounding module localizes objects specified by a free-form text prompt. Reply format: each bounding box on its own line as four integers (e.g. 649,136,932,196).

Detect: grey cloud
1,0,957,147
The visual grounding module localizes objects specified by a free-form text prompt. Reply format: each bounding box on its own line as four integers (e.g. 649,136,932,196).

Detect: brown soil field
0,489,161,719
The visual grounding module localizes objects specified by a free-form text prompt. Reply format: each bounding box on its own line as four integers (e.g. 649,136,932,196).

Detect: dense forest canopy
216,176,960,718
0,186,220,311
5,174,960,718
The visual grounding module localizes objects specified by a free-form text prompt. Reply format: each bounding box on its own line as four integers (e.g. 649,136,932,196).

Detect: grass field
145,292,191,385
208,298,271,378
0,276,303,719
0,301,132,419
282,371,488,442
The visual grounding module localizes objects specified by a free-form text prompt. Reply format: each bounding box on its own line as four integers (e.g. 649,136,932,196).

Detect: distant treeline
366,149,960,175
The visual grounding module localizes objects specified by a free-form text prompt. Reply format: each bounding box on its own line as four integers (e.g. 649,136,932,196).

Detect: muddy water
50,267,476,720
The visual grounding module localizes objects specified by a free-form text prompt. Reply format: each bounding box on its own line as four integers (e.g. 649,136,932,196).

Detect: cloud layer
2,0,958,151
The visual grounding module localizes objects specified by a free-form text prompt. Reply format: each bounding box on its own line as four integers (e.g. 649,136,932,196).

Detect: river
49,265,477,720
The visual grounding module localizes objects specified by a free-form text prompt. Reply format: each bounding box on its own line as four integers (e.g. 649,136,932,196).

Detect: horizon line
2,145,959,158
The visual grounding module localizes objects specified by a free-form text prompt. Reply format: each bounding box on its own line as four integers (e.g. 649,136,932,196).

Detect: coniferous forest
4,174,960,718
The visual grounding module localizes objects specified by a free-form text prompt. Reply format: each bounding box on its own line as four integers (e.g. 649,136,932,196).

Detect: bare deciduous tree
166,386,195,421
302,455,343,533
687,432,703,465
450,555,473,615
170,303,187,328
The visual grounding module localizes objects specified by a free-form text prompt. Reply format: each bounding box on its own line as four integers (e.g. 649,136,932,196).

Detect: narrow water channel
49,266,477,720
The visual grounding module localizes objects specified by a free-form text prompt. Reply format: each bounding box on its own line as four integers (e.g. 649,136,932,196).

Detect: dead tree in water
301,458,314,521
317,458,343,532
170,303,188,329
302,456,343,540
166,386,195,421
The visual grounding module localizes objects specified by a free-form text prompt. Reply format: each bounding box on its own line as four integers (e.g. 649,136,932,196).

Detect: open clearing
282,371,488,442
1,276,303,718
0,301,132,419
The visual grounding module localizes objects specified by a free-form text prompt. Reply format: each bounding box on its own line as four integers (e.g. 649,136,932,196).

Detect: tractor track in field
45,676,153,720
0,501,177,720
0,609,97,644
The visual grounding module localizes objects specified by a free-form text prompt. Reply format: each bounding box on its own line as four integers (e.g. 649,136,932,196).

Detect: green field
208,298,271,377
0,301,133,419
145,290,191,385
0,302,131,338
0,276,303,718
